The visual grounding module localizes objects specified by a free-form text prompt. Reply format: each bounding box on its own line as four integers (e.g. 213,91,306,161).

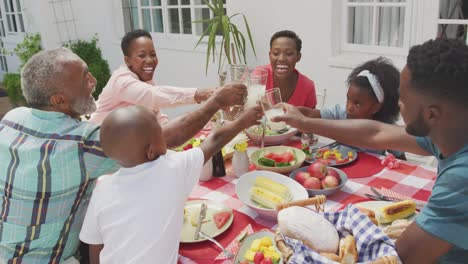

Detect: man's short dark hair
270,30,302,53
121,29,152,56
407,38,468,106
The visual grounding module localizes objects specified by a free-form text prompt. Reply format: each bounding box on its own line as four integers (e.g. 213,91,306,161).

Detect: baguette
339,235,358,264
357,206,378,225
274,231,294,262
320,253,341,262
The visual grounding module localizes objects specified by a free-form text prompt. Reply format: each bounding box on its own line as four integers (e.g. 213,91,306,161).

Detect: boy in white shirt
79,105,262,264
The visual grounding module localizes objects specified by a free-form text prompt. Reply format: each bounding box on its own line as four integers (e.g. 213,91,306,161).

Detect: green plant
65,36,110,99
14,33,42,68
3,73,25,106
3,33,42,105
193,0,256,74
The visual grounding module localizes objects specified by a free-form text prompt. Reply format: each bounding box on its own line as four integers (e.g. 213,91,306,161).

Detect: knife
194,203,207,240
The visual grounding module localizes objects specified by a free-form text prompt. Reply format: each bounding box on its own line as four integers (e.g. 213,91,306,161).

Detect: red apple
322,175,340,189
295,171,311,185
303,177,322,189
307,161,328,180
327,168,340,180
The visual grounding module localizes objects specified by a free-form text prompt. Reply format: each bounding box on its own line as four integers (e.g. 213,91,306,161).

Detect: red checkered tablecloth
180,140,437,263
188,156,436,230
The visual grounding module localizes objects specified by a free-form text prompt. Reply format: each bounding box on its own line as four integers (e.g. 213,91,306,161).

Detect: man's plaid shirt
0,107,119,263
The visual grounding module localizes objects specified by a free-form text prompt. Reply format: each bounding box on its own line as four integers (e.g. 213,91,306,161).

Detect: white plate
354,201,416,227
180,200,234,243
236,170,308,219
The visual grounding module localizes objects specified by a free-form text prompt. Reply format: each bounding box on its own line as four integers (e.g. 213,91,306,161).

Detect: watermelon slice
213,211,231,229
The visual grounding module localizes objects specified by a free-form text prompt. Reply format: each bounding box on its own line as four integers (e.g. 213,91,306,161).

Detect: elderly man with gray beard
0,47,247,263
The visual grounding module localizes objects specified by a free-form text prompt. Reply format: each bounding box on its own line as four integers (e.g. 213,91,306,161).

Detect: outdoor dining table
178,136,437,264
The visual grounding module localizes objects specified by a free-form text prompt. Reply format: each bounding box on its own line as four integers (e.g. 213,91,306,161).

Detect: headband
357,70,384,103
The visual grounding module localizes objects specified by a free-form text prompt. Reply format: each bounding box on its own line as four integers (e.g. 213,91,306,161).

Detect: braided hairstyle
347,57,401,124
407,38,468,107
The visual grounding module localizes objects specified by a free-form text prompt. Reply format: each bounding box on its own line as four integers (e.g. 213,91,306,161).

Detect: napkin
379,188,427,211
284,205,400,264
214,224,255,260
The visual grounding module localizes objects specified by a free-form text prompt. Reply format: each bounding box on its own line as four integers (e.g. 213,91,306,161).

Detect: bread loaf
321,253,341,262
357,206,378,225
278,206,339,253
339,235,358,264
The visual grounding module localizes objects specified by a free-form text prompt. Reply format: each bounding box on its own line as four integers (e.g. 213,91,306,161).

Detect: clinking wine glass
245,68,268,108
259,87,286,131
218,64,249,122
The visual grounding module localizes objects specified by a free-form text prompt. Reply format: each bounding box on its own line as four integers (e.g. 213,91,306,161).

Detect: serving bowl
289,166,348,197
245,124,298,146
250,146,305,174
236,170,308,219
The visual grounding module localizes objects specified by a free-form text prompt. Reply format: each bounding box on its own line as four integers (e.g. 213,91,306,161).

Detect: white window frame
2,0,24,34
341,0,412,56
330,0,435,69
435,0,468,44
127,0,225,51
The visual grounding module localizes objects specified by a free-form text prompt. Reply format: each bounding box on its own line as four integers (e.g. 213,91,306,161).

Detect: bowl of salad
250,146,305,174
245,123,298,146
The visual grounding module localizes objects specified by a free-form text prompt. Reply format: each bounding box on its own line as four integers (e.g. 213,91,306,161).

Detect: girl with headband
299,57,404,159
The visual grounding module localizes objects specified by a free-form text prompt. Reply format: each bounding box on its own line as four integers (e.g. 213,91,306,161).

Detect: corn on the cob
254,177,291,200
250,187,286,209
377,200,416,224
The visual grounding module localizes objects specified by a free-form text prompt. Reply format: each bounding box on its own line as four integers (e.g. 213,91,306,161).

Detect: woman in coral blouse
89,29,212,125
255,30,317,108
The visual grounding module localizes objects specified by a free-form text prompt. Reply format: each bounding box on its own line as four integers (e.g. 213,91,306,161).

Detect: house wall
13,0,431,117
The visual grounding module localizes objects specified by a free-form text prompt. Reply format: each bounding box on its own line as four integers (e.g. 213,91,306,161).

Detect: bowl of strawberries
289,161,348,197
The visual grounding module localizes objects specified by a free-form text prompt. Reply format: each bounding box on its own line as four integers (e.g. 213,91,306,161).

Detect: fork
198,231,235,258
260,119,266,148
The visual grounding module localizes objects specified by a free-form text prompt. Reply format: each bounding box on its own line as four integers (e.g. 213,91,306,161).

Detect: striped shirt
0,107,119,264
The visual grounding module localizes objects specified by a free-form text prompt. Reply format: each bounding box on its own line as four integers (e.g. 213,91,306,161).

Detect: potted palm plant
192,0,256,75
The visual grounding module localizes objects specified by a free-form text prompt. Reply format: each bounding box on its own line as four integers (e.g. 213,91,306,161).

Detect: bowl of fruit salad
234,230,282,264
250,146,305,174
245,123,298,146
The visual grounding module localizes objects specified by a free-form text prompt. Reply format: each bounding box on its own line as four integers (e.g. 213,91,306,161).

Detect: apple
303,177,322,189
327,168,340,180
322,175,340,189
307,161,328,180
295,171,311,185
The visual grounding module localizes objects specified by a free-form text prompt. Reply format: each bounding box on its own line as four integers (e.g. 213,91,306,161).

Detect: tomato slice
213,211,231,229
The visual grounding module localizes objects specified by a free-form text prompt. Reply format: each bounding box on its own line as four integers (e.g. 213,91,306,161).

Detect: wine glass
259,87,286,132
218,64,249,122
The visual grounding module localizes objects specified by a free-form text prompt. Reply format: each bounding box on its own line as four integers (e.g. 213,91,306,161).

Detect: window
436,0,468,44
342,0,412,54
0,5,8,73
122,0,225,36
3,0,24,33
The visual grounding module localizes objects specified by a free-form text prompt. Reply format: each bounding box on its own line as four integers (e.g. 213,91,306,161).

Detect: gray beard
71,96,96,116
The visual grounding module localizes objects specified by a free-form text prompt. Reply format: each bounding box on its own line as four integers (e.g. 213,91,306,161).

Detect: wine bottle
212,150,226,177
